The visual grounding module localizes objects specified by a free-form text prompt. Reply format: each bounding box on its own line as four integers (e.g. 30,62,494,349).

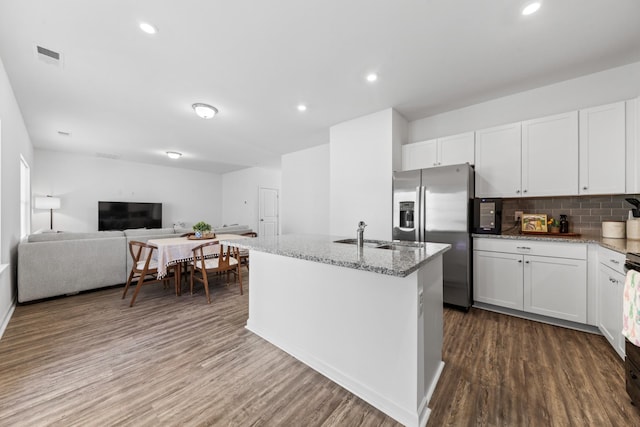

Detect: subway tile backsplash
501,195,640,234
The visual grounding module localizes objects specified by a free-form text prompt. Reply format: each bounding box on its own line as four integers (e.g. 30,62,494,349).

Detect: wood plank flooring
0,275,638,426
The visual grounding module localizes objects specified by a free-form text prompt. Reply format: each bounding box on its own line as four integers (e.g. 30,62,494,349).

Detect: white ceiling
1,0,639,174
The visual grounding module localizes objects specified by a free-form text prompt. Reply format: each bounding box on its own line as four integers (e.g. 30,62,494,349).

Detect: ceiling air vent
35,44,63,67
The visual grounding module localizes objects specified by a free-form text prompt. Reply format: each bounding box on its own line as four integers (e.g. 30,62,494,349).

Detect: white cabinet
474,238,587,323
475,123,521,197
476,112,579,198
580,102,626,195
474,250,524,310
523,255,586,323
522,111,579,197
597,247,626,359
402,132,474,171
626,97,640,193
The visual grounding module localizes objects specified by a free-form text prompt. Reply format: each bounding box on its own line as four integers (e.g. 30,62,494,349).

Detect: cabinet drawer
598,246,626,275
474,238,586,260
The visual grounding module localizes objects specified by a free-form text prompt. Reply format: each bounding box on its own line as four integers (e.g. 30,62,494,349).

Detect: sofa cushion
213,225,252,234
28,230,124,242
123,227,176,237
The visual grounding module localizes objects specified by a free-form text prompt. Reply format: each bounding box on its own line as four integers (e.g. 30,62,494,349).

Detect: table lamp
35,195,61,229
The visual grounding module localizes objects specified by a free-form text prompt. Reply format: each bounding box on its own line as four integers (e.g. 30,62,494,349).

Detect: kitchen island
219,234,450,427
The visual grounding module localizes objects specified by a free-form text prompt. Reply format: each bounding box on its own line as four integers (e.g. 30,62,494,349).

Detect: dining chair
238,231,257,271
190,241,243,304
122,240,174,307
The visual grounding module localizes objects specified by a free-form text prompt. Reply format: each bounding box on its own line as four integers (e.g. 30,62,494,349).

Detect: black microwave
473,198,502,234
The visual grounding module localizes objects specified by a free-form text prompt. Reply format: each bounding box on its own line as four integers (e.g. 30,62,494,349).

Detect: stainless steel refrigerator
392,163,474,309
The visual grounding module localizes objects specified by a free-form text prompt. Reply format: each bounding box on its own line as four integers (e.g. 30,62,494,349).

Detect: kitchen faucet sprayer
357,221,367,248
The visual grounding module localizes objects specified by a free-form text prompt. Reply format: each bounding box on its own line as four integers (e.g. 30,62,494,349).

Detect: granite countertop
218,234,451,277
472,231,639,255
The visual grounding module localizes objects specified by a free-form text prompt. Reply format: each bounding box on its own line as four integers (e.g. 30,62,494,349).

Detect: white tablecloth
148,237,218,278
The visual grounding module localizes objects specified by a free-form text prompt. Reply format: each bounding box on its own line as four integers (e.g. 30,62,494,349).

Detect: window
20,155,30,238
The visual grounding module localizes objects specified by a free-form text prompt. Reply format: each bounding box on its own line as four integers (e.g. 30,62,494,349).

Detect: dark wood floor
0,274,638,426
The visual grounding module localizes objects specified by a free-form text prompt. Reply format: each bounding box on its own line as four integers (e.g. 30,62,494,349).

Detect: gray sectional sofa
17,225,253,303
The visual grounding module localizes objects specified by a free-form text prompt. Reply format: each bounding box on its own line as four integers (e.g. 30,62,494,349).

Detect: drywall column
329,108,406,240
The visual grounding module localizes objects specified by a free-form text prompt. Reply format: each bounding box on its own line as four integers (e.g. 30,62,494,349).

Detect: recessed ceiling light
166,151,182,159
139,22,158,34
522,2,541,15
297,104,307,112
366,73,378,82
192,103,218,119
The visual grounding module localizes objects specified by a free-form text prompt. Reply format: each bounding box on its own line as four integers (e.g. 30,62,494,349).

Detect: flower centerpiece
192,221,214,239
548,217,561,233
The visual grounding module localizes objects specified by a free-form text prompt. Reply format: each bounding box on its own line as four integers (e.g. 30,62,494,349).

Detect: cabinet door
522,111,579,197
473,250,523,310
438,132,475,166
598,263,625,359
523,255,587,323
402,139,438,170
580,102,626,195
475,123,522,198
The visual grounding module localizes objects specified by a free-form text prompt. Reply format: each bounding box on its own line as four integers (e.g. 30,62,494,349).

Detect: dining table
147,233,250,295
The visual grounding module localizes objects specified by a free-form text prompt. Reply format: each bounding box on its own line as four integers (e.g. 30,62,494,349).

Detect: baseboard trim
0,298,16,340
473,302,600,334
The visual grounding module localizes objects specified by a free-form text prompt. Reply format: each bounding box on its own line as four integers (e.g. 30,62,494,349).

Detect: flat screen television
98,201,162,231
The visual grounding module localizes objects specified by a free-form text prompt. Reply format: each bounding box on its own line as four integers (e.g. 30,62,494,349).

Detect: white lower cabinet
523,255,587,323
597,247,626,359
474,238,587,323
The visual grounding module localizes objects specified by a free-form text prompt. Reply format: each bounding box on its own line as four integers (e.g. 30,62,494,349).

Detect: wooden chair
122,241,174,307
238,231,257,271
190,242,243,304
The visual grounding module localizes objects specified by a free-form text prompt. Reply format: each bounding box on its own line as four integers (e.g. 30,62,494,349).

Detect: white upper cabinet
402,139,437,171
402,132,474,171
579,101,626,195
475,122,522,198
438,132,475,166
626,97,640,193
522,111,579,197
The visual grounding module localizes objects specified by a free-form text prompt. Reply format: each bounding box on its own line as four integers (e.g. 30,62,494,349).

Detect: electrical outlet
515,211,523,222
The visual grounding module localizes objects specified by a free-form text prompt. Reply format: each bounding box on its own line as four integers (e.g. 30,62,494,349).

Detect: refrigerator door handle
419,185,426,242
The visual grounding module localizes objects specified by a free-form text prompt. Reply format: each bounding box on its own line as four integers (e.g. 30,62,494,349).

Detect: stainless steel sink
333,238,381,248
333,239,425,250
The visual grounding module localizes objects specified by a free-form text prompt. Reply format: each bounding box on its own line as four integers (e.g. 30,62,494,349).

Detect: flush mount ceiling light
366,73,378,82
522,2,541,15
192,103,218,119
139,21,158,34
297,104,307,112
166,151,182,159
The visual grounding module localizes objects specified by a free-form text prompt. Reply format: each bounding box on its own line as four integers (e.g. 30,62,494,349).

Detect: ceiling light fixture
297,104,307,112
139,22,158,34
366,73,378,82
522,2,541,15
166,151,182,159
192,103,218,119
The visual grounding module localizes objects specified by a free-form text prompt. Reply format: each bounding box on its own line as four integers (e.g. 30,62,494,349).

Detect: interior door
259,187,279,237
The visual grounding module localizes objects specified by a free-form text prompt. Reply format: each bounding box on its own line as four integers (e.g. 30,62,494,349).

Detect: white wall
0,57,34,336
221,166,281,234
32,150,223,232
409,61,640,142
330,108,406,240
281,144,330,235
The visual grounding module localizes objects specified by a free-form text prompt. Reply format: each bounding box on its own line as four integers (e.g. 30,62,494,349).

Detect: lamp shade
35,196,61,210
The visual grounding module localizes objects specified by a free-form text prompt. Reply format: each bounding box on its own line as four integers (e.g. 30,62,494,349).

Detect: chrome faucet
357,221,367,248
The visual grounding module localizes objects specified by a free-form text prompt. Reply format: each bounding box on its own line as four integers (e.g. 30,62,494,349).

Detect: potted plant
548,217,561,234
192,221,214,238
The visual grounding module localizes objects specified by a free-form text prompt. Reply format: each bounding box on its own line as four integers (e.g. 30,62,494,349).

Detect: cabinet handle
609,277,617,283
516,246,531,250
610,259,620,264
516,190,520,194
523,189,528,193
518,259,522,263
433,162,437,166
525,260,530,264
583,186,588,190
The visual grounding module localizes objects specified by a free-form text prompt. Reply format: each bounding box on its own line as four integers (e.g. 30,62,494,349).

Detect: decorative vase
195,231,202,238
550,226,560,234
